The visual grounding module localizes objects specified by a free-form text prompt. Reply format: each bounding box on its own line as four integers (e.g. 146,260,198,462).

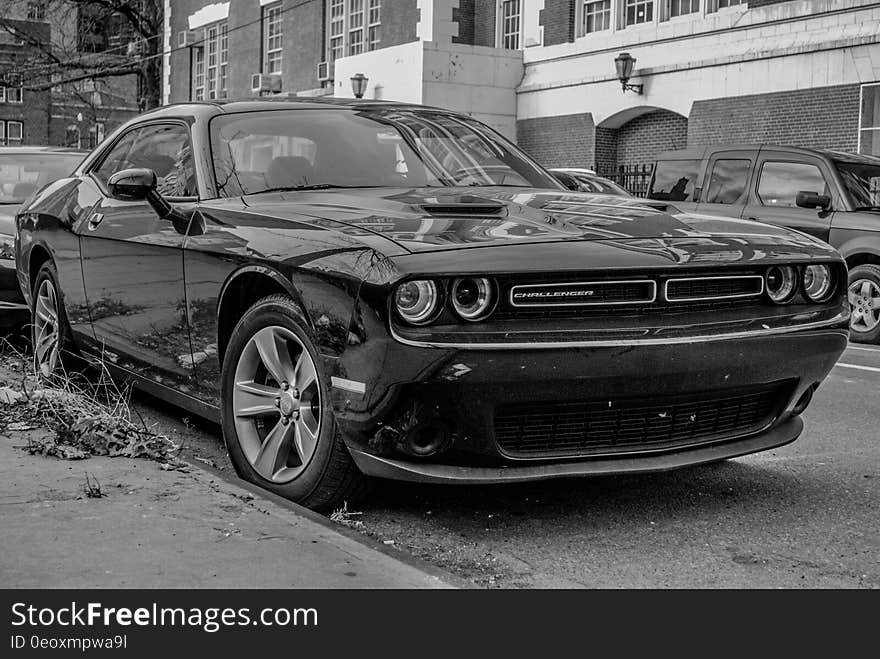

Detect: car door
742,153,836,242
695,150,758,218
77,121,198,390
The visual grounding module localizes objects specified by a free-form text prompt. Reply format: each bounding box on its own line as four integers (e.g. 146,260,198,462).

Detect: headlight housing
0,233,14,261
394,280,440,325
451,277,494,321
765,265,797,304
802,264,834,303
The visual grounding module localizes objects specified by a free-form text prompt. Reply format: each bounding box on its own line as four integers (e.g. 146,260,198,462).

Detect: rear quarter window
648,160,702,202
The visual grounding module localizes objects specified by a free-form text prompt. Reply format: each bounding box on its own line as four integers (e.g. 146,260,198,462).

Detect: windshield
834,160,880,209
210,108,561,196
571,173,630,196
0,154,83,204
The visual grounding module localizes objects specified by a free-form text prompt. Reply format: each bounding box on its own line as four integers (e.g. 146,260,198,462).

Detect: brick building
164,0,880,172
0,1,140,148
0,16,50,145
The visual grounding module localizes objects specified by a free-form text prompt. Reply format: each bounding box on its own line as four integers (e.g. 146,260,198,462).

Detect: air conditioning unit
251,73,283,95
316,61,331,82
178,30,200,47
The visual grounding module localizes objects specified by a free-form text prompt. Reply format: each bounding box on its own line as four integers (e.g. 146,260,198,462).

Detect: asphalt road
127,341,879,588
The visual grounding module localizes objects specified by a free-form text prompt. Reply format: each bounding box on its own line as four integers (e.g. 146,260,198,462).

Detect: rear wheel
31,262,76,377
848,264,880,344
220,294,370,512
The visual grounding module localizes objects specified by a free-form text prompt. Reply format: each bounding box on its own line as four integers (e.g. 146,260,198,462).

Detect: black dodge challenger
15,99,850,511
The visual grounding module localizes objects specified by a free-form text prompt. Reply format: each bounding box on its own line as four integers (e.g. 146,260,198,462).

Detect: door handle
86,212,104,231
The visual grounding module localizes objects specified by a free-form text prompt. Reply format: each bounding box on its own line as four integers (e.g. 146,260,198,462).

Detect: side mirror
796,191,831,211
107,167,182,222
107,168,157,201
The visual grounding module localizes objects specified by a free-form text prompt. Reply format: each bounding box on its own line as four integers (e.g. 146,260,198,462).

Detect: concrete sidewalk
0,432,454,588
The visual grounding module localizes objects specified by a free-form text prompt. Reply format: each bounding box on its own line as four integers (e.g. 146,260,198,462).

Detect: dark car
15,100,849,511
649,145,880,343
1,147,85,328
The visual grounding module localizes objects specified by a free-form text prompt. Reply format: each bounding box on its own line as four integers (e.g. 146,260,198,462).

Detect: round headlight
766,265,797,304
451,278,494,321
803,264,834,302
394,280,439,325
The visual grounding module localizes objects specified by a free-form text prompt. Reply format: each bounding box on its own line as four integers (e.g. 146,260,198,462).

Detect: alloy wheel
232,325,322,483
849,278,880,333
33,278,61,377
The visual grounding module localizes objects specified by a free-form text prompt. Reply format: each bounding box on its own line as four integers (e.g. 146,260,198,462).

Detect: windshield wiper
255,184,382,194
853,205,880,211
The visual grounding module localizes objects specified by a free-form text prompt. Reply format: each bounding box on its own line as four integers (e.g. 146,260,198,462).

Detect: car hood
239,187,834,256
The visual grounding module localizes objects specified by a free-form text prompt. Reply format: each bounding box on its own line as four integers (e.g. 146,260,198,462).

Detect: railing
595,164,655,198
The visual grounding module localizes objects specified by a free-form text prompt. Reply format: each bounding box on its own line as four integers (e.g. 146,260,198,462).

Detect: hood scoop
420,194,506,217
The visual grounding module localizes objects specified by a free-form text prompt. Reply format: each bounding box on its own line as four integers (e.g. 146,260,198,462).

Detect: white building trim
188,2,230,30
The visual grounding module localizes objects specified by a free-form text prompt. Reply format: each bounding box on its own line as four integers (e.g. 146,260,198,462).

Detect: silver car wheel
849,278,880,333
232,325,322,484
33,278,60,377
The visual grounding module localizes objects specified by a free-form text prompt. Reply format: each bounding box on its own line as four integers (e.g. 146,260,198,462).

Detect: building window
88,123,105,149
498,0,522,49
0,84,23,104
1,120,24,145
581,1,611,34
368,0,381,50
860,83,880,156
666,0,699,19
193,47,205,101
716,0,745,9
26,1,46,20
193,21,227,101
624,0,654,25
263,2,283,74
327,0,381,62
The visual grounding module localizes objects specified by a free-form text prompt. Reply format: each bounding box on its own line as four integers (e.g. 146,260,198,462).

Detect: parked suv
648,145,880,343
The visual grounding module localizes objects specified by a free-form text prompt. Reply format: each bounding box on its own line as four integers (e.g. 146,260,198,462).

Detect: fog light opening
406,422,451,458
792,386,815,416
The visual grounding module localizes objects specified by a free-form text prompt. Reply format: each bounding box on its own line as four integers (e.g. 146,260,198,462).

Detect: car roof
550,167,597,175
654,144,880,163
0,146,88,155
137,96,456,121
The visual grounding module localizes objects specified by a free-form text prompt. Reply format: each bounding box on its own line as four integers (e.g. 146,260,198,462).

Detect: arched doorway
595,107,688,195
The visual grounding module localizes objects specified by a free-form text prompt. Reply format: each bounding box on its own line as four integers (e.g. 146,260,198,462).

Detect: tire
848,264,880,344
220,294,370,512
31,261,79,377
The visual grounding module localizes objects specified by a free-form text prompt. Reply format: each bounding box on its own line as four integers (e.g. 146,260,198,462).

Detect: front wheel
848,264,880,344
220,294,369,512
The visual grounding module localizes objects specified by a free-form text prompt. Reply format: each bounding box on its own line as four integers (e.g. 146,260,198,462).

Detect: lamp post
614,53,643,95
350,73,369,99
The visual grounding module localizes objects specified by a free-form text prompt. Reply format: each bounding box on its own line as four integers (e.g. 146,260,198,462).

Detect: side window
92,124,197,198
757,162,828,207
704,159,751,205
648,160,702,202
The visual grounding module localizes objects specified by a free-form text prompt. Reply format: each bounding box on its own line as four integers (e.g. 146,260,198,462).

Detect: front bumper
331,312,848,482
349,415,804,484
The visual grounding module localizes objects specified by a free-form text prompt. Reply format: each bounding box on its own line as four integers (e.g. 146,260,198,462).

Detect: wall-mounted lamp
614,53,643,95
350,73,369,99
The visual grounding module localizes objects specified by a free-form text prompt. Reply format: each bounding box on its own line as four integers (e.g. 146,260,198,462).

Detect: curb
179,454,471,589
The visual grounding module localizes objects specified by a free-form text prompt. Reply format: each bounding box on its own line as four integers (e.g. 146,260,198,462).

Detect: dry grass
0,338,183,467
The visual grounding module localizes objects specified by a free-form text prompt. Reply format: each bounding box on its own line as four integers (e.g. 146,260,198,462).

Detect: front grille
510,280,656,307
494,382,789,459
665,276,764,302
493,268,768,320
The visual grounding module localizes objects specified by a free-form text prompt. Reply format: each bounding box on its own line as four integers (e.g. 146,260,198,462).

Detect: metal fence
595,164,655,198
